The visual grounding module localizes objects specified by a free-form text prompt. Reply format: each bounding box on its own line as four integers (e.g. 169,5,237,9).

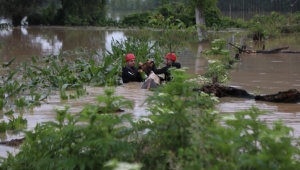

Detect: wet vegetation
0,23,300,168
1,64,300,169
1,0,300,169
2,1,300,40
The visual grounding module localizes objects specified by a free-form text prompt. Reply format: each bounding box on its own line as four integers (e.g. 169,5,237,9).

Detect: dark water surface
1,26,300,157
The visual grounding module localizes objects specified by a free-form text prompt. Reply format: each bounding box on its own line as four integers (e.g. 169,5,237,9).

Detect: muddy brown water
1,26,300,157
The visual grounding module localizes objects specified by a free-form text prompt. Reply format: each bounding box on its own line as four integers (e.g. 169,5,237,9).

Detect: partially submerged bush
202,39,230,55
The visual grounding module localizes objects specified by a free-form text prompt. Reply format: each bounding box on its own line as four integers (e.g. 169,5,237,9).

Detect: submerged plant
0,106,136,170
60,88,68,100
14,97,28,108
76,88,86,96
88,88,133,114
2,57,16,67
0,121,7,133
204,60,229,83
7,116,27,130
0,98,3,110
202,39,229,55
0,69,300,170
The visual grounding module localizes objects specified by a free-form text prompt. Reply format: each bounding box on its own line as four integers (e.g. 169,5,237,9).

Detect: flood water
1,26,300,157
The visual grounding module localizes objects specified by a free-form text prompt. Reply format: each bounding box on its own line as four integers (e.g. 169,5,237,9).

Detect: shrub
121,12,152,27
179,106,300,169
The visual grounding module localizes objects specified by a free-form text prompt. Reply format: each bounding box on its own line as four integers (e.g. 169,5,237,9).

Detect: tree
189,0,219,42
60,0,107,25
0,0,45,26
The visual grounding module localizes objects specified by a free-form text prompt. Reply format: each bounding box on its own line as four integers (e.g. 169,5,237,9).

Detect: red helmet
165,53,176,61
125,53,136,61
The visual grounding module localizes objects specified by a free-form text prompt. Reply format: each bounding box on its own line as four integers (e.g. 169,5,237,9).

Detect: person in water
122,53,144,83
151,52,181,82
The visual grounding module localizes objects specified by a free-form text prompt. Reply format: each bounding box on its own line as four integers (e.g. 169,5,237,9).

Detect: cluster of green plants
26,0,108,26
220,11,300,39
81,88,133,114
120,2,220,29
202,39,229,55
60,87,87,100
0,116,27,133
120,12,153,28
107,36,165,68
179,106,300,169
201,39,238,83
120,6,300,39
109,0,187,11
0,36,167,115
0,107,27,133
204,60,230,83
1,69,300,169
218,0,300,12
220,17,248,29
152,2,196,28
114,0,296,37
4,35,160,100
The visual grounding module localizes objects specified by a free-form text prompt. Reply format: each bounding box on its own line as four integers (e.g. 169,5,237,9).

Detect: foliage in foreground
1,70,300,170
180,106,300,169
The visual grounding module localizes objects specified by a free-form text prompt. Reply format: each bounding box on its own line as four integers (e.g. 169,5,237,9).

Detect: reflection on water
1,26,300,157
105,31,125,52
0,27,132,62
0,17,11,24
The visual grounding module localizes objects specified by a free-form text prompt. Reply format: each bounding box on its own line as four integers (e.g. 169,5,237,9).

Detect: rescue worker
122,53,143,83
151,52,181,82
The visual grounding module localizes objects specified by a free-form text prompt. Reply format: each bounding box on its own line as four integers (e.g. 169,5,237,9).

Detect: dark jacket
122,66,143,83
152,62,181,81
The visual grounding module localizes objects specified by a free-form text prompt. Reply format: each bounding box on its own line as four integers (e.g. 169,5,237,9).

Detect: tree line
1,0,298,27
218,0,299,13
0,0,107,26
107,0,299,13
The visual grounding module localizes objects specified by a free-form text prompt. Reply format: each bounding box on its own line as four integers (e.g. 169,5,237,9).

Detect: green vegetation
201,38,237,83
1,69,299,169
0,116,27,133
1,2,300,169
81,88,133,114
220,11,300,39
109,0,300,13
0,0,44,26
179,106,300,169
0,36,164,127
7,116,27,130
2,0,299,37
118,3,300,39
202,39,229,55
0,34,163,111
121,1,220,28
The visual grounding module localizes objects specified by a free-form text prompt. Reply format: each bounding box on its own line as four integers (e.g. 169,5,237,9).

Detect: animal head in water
140,62,153,76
